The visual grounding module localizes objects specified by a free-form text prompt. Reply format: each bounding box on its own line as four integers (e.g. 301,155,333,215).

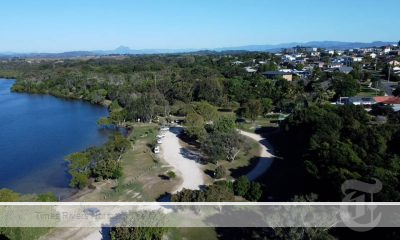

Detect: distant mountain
0,41,396,58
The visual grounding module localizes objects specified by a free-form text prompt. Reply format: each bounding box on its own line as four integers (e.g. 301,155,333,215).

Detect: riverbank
0,79,114,196
64,124,182,202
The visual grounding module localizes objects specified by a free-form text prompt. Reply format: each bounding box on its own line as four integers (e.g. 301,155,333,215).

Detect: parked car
160,126,169,131
156,134,164,139
83,207,100,217
154,146,160,154
157,139,162,144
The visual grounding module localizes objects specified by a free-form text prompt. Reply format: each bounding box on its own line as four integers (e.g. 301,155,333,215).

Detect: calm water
0,79,114,198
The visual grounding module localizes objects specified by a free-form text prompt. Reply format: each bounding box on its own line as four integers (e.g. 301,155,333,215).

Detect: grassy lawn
237,117,279,133
168,227,218,240
204,132,261,180
78,123,181,202
357,86,384,97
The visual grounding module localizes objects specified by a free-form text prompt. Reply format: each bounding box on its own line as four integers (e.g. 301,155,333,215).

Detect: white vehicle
156,134,164,139
154,146,160,154
157,139,162,144
160,126,169,131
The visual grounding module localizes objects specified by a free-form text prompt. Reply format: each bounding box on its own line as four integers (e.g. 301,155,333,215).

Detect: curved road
239,130,275,181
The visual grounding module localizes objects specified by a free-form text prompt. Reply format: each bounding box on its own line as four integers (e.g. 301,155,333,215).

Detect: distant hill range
0,41,396,58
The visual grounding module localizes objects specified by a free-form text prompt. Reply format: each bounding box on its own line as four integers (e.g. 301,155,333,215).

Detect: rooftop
374,96,400,104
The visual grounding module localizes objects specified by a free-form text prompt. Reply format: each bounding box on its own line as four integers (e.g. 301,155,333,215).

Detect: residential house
383,47,392,54
374,96,400,111
336,66,354,74
282,55,296,62
263,70,293,81
369,53,377,59
244,66,257,73
232,60,244,65
336,97,375,107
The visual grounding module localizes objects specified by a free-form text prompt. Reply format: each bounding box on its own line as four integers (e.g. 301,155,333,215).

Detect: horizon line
0,39,398,54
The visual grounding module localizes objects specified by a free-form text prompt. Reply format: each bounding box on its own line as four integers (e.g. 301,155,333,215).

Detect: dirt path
40,227,106,240
239,130,275,180
160,127,205,192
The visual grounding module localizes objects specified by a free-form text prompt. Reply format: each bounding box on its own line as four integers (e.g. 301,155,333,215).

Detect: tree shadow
229,156,260,178
214,228,274,240
256,129,306,201
204,169,215,178
179,147,203,163
100,227,111,240
204,206,265,228
0,234,10,240
158,174,170,180
254,126,280,138
157,192,172,202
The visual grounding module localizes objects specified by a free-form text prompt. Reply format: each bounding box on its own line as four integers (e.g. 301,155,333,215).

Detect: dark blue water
0,79,113,198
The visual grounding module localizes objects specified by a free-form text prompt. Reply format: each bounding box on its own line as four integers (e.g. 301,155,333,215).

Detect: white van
154,146,160,154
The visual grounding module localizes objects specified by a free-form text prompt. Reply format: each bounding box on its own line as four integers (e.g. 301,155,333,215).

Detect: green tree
214,165,227,179
110,210,168,240
295,63,305,71
66,152,90,174
69,171,89,189
167,171,176,179
234,176,250,196
97,117,112,127
205,181,235,201
261,98,273,115
185,113,207,140
0,189,19,202
37,192,57,202
202,131,243,163
245,182,263,201
332,73,360,98
194,101,219,122
212,115,236,133
243,99,263,121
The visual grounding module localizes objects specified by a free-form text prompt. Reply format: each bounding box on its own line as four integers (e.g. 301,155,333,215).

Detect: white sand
239,130,275,181
160,127,205,192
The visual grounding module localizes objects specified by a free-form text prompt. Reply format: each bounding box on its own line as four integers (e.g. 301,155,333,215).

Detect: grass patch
77,123,180,201
168,227,218,240
204,135,261,180
357,87,384,97
0,227,53,240
237,117,278,133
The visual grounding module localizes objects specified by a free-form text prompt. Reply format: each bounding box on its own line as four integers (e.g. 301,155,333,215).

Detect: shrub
214,165,227,179
167,171,176,179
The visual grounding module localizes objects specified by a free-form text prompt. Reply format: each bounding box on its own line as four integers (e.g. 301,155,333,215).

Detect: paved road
381,81,397,96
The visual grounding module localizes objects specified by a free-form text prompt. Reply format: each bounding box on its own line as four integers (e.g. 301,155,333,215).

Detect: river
0,79,116,198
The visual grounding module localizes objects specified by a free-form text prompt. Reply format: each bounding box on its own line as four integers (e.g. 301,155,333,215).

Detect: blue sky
0,0,399,52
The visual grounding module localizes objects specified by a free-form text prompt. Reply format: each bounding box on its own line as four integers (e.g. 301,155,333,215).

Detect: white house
232,61,244,65
282,55,296,62
244,66,257,73
352,56,363,62
383,47,391,54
